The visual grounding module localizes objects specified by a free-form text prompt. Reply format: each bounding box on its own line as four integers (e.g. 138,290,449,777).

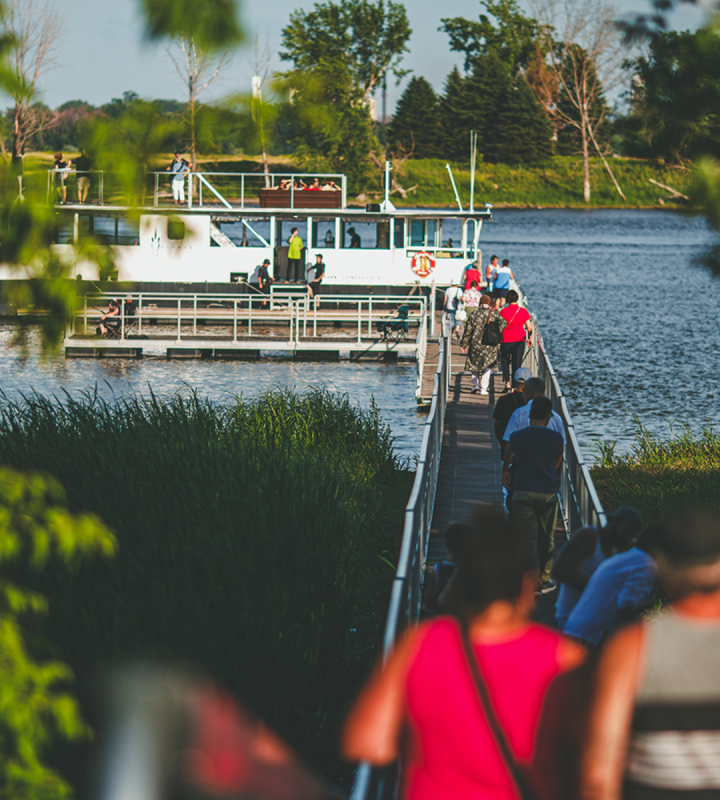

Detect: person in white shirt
502,377,565,446
443,280,464,340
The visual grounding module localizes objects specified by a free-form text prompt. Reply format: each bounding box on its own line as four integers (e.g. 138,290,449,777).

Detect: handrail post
233,300,238,342
177,299,181,341
241,175,244,208
154,172,159,207
193,295,197,336
99,172,104,206
188,173,193,209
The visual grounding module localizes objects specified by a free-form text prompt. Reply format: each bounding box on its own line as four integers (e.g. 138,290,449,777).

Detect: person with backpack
443,280,464,340
460,295,505,395
500,290,532,393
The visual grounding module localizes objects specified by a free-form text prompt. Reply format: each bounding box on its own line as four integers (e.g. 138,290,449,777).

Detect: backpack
481,311,502,345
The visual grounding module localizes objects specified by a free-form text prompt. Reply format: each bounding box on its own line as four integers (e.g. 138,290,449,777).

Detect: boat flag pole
469,131,477,213
380,159,396,212
446,163,463,212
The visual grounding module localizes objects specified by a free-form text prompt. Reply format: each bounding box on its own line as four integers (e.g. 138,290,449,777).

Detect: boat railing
47,170,348,210
526,314,606,531
350,329,451,800
69,292,429,349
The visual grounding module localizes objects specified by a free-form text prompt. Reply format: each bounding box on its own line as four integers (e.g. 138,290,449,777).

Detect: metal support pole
154,173,159,207
193,296,197,336
177,299,181,341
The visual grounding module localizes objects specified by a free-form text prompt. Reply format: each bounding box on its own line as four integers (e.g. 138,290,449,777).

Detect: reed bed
0,387,412,786
591,420,720,525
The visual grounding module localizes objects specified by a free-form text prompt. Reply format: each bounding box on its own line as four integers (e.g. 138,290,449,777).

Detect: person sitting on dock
460,295,506,395
376,305,410,340
553,506,644,632
493,367,532,459
504,397,564,595
98,299,121,336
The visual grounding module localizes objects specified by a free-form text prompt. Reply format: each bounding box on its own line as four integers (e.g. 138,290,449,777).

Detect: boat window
436,218,464,258
394,218,404,248
312,218,336,248
409,219,437,249
167,218,185,240
340,220,390,249
277,219,306,249
72,215,140,245
219,218,271,247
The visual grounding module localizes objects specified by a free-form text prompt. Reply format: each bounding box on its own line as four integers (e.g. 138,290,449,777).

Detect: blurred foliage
139,0,243,51
0,467,115,799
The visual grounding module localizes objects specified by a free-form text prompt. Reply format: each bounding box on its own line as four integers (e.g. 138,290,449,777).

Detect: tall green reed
0,387,411,787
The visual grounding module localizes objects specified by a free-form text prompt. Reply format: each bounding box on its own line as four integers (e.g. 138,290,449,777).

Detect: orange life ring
411,251,435,278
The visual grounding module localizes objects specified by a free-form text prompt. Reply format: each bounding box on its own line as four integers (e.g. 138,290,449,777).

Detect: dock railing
350,330,451,800
526,315,606,532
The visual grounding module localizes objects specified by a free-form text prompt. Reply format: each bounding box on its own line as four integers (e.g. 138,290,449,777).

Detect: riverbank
591,422,720,525
1,388,413,786
21,151,692,209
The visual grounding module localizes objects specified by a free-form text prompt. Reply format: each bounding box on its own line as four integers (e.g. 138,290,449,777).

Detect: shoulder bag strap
458,623,539,800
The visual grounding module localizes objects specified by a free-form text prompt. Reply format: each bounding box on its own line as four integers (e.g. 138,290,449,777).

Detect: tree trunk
262,145,270,188
190,94,197,171
581,120,590,203
12,108,22,160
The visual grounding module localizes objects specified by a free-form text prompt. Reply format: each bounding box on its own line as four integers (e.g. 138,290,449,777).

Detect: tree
165,36,232,169
530,0,627,202
439,66,471,160
440,0,542,76
0,467,115,798
280,0,411,99
1,0,63,160
386,76,444,158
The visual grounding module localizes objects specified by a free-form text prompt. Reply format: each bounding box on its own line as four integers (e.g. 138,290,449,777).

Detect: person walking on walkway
343,505,586,800
443,280,463,340
504,397,564,594
499,290,532,393
580,509,720,800
553,507,644,630
490,258,514,308
460,295,505,395
493,367,532,459
502,377,565,445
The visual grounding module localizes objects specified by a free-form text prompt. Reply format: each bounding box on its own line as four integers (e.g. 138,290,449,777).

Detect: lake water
1,209,717,461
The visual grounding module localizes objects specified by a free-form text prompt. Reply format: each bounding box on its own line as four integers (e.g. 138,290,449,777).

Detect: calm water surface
1,209,717,460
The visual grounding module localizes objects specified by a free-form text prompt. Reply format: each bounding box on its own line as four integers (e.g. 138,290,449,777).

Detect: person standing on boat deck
347,227,361,248
486,255,498,293
580,510,720,800
493,367,532,459
460,295,506,395
505,397,564,594
491,258,514,308
553,506,643,631
70,149,93,203
287,227,303,282
54,153,68,203
166,152,189,205
443,280,463,340
256,258,272,306
308,254,325,302
500,290,532,393
463,261,482,292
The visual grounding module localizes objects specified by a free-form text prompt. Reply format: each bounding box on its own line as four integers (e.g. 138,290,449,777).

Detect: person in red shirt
463,262,482,291
500,289,532,392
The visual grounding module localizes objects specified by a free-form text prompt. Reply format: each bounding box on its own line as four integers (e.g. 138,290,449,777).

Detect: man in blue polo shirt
503,396,564,593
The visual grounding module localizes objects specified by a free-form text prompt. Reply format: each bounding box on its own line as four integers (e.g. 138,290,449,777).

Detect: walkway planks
426,338,505,563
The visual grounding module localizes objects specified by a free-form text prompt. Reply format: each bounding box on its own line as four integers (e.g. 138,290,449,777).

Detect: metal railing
47,170,347,210
526,314,606,532
350,331,451,800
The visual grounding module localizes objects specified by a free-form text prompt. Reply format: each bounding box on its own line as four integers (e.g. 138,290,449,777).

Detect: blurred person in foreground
581,509,720,800
553,507,644,630
343,505,586,800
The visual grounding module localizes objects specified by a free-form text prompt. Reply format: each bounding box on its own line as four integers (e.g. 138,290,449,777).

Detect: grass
0,387,413,790
16,151,694,209
591,419,720,525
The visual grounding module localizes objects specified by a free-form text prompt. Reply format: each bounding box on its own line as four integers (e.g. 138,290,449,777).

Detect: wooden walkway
421,334,564,624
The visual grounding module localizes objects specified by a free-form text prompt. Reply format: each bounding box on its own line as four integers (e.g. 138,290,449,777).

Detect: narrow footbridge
350,314,607,800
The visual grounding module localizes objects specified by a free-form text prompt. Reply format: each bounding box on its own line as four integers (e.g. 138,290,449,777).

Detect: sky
32,0,710,114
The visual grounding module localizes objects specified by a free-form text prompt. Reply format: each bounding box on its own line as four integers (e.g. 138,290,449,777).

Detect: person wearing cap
493,366,532,458
165,152,190,204
553,506,644,630
562,525,659,648
442,280,464,340
580,509,720,799
307,254,325,303
256,258,272,306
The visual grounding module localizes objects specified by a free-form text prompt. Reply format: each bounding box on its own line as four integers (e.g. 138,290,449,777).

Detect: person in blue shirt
504,396,564,594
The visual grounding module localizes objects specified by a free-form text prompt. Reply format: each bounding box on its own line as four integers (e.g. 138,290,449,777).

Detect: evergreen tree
463,52,507,158
439,66,472,160
489,73,554,163
386,76,444,158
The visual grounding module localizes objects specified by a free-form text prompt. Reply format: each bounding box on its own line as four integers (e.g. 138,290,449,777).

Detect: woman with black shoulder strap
460,294,506,395
343,505,587,800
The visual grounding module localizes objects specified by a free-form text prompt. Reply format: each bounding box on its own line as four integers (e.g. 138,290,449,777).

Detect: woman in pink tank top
343,506,586,800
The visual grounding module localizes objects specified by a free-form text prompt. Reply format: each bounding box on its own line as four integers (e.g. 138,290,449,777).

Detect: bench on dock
259,189,342,209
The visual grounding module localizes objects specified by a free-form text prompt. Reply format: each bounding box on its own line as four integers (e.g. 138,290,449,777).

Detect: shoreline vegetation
591,420,720,525
0,388,413,788
22,151,694,210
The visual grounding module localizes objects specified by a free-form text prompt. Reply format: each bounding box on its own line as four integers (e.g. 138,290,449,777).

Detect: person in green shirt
287,227,304,283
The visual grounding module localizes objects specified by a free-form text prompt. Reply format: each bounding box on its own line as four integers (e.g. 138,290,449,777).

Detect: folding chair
376,304,409,341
